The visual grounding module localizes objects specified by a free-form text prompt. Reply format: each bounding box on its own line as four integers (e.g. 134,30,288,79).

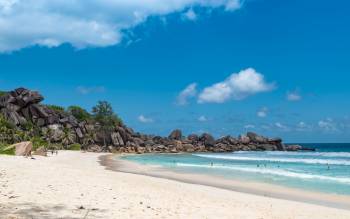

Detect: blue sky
1,0,350,142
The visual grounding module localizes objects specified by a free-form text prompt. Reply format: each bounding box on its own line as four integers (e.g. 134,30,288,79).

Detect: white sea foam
176,163,350,184
265,151,350,158
192,154,350,166
235,151,350,158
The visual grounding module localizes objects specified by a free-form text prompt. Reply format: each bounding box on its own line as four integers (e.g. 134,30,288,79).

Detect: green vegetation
0,114,25,144
46,105,65,113
0,91,7,97
61,127,76,149
92,101,122,126
68,105,92,122
92,101,122,148
0,144,15,155
0,99,124,152
67,143,81,151
0,115,49,153
31,136,48,151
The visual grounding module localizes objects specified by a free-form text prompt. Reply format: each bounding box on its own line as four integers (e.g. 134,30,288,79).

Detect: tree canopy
68,105,91,122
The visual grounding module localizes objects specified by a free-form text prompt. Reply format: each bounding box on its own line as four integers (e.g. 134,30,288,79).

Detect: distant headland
0,88,308,154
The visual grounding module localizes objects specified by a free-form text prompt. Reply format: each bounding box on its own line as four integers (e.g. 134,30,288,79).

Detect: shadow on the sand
0,202,107,219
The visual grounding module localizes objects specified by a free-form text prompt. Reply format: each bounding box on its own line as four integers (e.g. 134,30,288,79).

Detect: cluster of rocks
112,129,290,154
0,88,87,143
0,88,303,153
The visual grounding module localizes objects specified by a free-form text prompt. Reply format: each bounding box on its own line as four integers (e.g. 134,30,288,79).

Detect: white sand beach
1,151,350,219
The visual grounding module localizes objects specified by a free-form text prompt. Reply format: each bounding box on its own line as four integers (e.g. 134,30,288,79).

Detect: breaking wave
176,163,350,184
192,154,350,166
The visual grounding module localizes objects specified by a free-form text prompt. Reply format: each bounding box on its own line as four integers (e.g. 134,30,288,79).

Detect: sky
0,0,350,142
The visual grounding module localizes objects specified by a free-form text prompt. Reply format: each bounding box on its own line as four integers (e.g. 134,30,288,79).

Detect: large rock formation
0,88,301,153
13,141,32,156
0,88,86,143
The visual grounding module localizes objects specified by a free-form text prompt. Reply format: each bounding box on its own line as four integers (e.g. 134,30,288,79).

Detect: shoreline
101,153,350,210
1,151,350,218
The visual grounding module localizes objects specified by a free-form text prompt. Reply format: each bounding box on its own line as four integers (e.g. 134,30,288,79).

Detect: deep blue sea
122,143,350,195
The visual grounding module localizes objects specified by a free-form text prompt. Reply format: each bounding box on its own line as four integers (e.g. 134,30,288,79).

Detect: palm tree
82,131,95,150
62,128,76,149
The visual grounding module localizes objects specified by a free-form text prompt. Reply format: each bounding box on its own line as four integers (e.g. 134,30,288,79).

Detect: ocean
122,143,350,195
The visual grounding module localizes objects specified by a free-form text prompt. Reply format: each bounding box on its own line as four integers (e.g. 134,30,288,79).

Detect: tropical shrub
67,143,81,151
67,105,91,122
46,105,65,113
0,144,15,155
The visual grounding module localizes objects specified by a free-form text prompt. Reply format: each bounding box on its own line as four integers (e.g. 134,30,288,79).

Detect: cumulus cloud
244,124,255,129
182,8,197,21
198,68,275,103
287,90,302,101
176,83,197,105
198,115,208,122
0,0,242,52
318,118,337,132
296,121,312,131
76,86,105,95
138,115,154,123
257,107,268,118
275,122,289,131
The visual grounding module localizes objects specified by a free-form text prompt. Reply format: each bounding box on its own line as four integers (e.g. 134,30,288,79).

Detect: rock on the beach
33,146,47,156
239,135,251,144
247,132,268,144
12,141,33,156
200,133,215,146
168,129,182,140
286,145,302,151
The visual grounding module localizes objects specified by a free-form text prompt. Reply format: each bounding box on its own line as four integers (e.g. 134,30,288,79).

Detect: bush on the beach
31,136,48,151
0,144,15,155
67,143,81,151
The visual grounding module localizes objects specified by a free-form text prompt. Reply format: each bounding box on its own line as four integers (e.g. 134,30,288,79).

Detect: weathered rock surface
33,146,47,156
168,129,182,140
0,88,307,153
12,141,33,156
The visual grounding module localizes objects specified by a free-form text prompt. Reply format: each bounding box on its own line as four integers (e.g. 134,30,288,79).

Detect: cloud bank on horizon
0,0,241,52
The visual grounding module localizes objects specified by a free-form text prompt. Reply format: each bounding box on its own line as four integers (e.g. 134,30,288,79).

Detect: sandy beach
1,151,350,219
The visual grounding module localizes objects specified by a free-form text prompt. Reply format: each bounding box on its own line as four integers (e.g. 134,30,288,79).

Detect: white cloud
244,124,255,129
296,121,312,131
318,118,337,132
76,86,105,95
182,8,197,21
257,107,268,118
138,115,154,123
261,125,271,130
0,0,242,52
297,121,307,128
198,115,208,122
198,68,275,103
275,122,289,131
176,83,197,105
287,90,302,101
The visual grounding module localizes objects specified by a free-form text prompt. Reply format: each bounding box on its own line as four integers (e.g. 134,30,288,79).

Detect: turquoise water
122,143,350,195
